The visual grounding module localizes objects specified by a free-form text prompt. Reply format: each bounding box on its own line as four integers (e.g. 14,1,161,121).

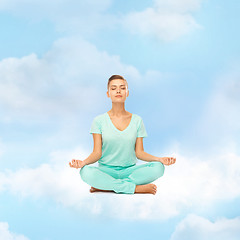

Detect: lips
115,95,122,97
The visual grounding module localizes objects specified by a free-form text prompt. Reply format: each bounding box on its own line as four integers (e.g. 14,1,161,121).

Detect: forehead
109,79,127,87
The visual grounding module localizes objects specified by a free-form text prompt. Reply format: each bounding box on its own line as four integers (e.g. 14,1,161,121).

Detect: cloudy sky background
0,0,240,239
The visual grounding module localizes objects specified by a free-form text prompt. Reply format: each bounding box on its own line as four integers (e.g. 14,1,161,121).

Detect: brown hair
107,75,128,89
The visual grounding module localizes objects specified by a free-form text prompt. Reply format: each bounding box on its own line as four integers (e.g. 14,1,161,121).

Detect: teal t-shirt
89,112,148,167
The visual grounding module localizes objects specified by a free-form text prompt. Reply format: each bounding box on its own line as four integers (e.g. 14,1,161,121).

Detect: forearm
136,151,160,162
83,151,101,166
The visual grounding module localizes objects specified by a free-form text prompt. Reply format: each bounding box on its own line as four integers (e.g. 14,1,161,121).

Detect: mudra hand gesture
160,157,176,166
69,159,85,169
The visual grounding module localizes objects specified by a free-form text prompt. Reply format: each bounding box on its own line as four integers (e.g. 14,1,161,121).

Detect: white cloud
0,35,163,122
198,67,240,131
0,137,6,159
0,222,29,240
0,0,114,35
154,0,202,13
183,63,240,155
1,144,240,220
122,0,203,42
1,146,91,208
0,0,203,41
170,214,240,240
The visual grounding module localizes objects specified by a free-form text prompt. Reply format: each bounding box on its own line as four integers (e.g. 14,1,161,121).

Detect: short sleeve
137,118,148,138
89,117,102,134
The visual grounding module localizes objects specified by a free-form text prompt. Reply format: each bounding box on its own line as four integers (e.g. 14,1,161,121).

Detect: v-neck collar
106,112,134,133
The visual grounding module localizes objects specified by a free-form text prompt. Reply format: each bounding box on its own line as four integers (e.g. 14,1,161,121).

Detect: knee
152,161,165,177
79,165,93,182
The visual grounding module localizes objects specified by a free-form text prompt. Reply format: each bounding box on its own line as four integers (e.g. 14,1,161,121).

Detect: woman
69,75,176,194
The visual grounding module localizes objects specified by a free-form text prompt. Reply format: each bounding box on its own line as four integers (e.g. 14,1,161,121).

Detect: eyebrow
110,85,126,87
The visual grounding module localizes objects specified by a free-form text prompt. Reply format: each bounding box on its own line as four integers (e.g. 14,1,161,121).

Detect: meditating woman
69,75,176,194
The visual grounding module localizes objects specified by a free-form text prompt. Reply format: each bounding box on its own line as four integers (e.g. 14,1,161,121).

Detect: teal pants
79,161,165,194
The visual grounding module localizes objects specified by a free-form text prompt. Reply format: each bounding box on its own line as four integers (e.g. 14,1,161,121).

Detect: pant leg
120,161,165,185
79,165,136,194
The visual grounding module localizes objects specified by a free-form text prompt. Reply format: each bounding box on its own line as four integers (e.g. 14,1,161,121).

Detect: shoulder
92,113,106,123
132,113,145,127
133,113,143,122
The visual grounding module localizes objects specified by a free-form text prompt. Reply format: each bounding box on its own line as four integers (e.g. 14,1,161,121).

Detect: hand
69,159,85,169
159,157,176,166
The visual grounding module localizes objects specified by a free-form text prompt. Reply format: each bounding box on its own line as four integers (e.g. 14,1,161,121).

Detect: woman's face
107,79,129,101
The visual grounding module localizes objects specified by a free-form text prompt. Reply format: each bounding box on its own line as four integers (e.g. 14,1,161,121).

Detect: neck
108,103,127,117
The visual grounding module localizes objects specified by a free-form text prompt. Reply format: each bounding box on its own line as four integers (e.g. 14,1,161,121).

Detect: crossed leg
79,161,165,194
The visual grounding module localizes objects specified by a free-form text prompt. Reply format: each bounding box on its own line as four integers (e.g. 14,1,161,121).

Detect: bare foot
90,184,157,195
90,187,115,193
135,183,157,195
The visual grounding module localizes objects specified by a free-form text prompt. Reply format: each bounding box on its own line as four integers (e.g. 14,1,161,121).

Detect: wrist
157,157,163,163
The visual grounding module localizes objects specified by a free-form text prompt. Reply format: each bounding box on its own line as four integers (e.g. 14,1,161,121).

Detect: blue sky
0,0,240,239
